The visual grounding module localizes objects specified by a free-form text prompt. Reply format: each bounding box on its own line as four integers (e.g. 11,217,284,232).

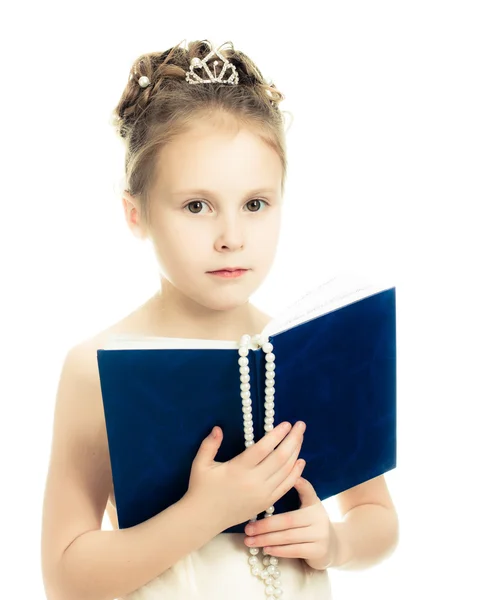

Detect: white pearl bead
251,566,261,576
261,569,270,579
240,365,250,375
138,75,150,87
264,417,274,425
240,374,250,383
238,346,249,357
245,440,254,447
249,547,259,555
244,426,253,434
265,353,275,362
248,556,259,566
265,506,275,514
269,556,278,565
273,579,282,587
267,565,276,576
265,402,274,410
264,424,273,432
265,584,275,594
238,357,248,366
242,406,252,414
265,380,274,388
266,409,274,417
273,588,283,597
240,382,250,391
265,389,275,398
262,342,273,353
263,556,271,566
266,371,275,380
245,433,254,441
241,391,251,400
266,362,275,371
242,398,252,407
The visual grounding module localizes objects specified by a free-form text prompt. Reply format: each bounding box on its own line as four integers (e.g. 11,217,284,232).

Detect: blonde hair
112,39,290,226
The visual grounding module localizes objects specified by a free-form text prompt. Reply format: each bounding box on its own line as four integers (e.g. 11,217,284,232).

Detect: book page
261,271,395,338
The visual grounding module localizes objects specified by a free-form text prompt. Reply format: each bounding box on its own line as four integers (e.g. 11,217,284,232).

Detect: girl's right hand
184,421,306,530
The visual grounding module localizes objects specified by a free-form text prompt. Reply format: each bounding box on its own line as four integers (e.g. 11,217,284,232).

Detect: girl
41,39,399,600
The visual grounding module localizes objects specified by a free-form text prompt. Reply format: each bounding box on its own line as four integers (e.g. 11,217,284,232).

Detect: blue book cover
97,274,397,534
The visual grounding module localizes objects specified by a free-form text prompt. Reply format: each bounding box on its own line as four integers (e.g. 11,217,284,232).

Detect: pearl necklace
238,332,284,598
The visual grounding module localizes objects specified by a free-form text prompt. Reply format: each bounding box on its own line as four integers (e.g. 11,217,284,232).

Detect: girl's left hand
243,476,338,571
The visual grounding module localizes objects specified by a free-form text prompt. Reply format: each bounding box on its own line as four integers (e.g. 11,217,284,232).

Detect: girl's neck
135,290,272,342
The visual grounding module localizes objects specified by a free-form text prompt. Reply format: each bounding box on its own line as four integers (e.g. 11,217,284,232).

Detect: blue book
97,273,397,534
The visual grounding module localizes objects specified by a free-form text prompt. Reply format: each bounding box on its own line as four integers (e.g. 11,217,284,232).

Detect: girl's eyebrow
171,188,277,199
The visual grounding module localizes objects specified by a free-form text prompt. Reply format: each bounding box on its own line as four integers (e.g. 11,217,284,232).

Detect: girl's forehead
156,128,280,177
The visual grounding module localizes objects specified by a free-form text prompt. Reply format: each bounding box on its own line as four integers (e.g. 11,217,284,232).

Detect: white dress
122,532,332,599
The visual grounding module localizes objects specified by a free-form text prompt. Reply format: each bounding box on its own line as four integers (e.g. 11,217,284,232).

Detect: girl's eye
185,200,208,214
245,199,267,212
185,199,268,214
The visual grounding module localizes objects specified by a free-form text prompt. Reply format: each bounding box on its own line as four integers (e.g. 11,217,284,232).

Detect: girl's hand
185,422,307,530
243,476,338,571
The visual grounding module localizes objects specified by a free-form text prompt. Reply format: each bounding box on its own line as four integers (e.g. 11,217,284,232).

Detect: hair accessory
185,46,239,85
138,76,151,88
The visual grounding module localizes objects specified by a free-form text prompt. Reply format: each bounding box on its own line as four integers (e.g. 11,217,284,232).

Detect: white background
2,1,479,598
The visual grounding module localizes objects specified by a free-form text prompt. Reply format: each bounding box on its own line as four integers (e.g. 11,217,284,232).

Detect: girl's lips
208,269,248,278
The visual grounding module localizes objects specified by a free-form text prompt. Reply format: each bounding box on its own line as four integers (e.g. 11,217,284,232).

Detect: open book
97,272,397,534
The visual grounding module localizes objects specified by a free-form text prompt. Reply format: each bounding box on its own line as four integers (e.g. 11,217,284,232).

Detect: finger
263,437,303,485
269,457,306,505
245,525,318,550
262,433,306,491
242,421,306,471
259,422,305,480
245,508,311,537
239,422,292,469
262,542,320,560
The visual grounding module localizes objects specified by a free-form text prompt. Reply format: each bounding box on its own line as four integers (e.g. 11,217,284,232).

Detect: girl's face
126,117,284,312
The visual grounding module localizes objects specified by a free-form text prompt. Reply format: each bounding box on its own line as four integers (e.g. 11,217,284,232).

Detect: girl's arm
41,343,223,600
56,495,219,600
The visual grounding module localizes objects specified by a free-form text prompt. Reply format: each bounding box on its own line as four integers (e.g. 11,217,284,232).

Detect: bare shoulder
73,295,158,369
62,326,129,430
64,306,152,468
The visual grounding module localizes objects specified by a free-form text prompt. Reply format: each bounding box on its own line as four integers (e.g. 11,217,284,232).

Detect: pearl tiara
185,47,239,85
136,45,239,89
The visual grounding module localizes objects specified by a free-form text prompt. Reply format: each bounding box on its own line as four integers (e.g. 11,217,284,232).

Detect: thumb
294,476,321,508
198,426,223,463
